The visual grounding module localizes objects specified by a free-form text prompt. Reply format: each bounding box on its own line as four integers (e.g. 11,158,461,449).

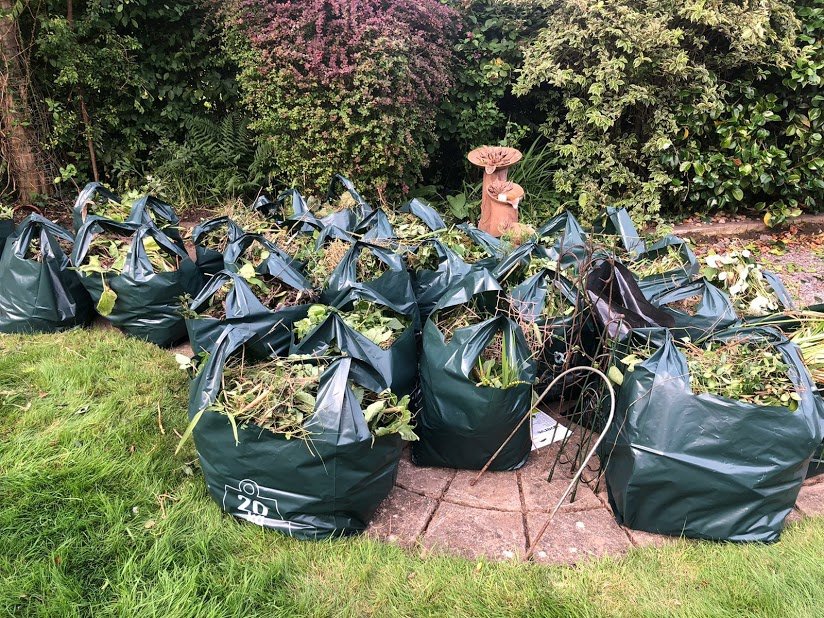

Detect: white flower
748,295,772,314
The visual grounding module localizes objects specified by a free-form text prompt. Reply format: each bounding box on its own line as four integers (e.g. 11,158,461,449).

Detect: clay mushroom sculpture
485,180,524,234
467,146,524,236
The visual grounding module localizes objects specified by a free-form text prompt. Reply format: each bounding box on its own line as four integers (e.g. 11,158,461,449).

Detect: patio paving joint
418,468,457,538
516,469,530,550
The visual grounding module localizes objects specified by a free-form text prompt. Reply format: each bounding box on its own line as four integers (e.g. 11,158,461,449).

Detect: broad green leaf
97,286,118,317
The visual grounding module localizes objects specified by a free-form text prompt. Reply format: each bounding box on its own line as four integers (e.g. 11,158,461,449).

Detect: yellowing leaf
97,286,118,317
607,365,624,385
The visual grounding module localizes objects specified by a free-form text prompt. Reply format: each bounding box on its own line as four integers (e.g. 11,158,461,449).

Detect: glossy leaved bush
513,0,821,226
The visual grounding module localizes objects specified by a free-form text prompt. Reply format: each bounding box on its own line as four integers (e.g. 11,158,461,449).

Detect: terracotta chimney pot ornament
467,145,524,236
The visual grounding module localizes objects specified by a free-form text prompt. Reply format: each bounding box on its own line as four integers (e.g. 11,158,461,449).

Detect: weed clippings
79,234,180,275
387,211,431,241
356,247,389,283
789,313,824,385
405,242,442,272
472,332,527,389
436,227,489,264
701,250,782,315
632,246,686,279
199,225,232,253
434,300,496,344
622,337,801,409
80,195,130,224
225,201,279,236
24,236,73,262
499,222,536,253
208,357,416,440
295,301,409,349
303,239,350,289
667,294,703,315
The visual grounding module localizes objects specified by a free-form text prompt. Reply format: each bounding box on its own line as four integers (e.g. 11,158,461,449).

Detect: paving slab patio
796,479,824,517
422,502,526,561
526,508,632,565
366,438,824,564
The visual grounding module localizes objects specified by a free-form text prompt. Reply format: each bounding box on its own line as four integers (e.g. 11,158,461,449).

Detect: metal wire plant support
467,365,615,559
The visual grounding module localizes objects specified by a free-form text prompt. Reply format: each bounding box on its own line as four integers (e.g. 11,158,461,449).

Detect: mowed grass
0,330,822,617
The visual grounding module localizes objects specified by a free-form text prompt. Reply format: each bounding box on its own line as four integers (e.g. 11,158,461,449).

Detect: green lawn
0,330,822,617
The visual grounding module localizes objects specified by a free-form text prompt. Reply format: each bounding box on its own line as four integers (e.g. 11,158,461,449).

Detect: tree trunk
0,0,48,201
67,0,99,182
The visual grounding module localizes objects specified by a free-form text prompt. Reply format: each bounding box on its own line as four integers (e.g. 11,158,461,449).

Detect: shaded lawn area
0,330,822,617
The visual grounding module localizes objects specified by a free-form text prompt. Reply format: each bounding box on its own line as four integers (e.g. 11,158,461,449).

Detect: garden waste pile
0,182,821,542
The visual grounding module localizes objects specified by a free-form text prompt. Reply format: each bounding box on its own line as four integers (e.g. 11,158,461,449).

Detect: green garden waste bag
327,173,372,220
72,218,203,346
191,216,244,276
253,188,313,229
811,440,824,478
72,182,122,231
321,240,418,325
189,327,404,540
601,326,824,542
762,270,795,311
72,182,183,246
456,222,502,267
408,239,472,322
260,189,324,233
355,199,445,243
535,211,588,272
296,174,372,235
743,304,824,479
593,206,645,256
492,240,580,391
491,240,552,284
356,209,395,242
290,296,418,398
633,235,698,296
126,195,184,246
0,216,13,255
223,232,309,281
0,215,93,333
509,265,580,390
400,197,446,231
185,269,312,359
413,270,535,471
646,278,738,341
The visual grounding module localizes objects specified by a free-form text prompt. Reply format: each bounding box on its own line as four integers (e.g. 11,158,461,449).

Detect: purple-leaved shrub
225,0,459,201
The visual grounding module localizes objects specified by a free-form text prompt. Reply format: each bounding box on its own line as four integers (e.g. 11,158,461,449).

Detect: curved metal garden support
468,365,616,561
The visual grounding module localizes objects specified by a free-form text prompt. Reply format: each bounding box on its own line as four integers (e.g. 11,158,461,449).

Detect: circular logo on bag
238,479,260,497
